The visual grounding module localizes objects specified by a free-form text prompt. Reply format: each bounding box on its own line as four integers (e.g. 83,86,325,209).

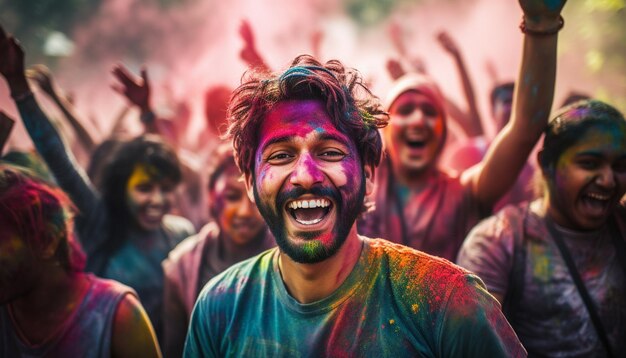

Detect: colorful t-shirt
359,160,485,262
0,274,135,357
457,200,626,357
184,238,525,357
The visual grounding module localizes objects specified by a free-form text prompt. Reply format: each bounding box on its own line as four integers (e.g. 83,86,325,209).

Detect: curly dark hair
226,55,388,178
100,134,182,236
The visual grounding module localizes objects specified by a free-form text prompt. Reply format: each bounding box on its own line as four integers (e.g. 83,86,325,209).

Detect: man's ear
364,164,375,196
243,173,255,203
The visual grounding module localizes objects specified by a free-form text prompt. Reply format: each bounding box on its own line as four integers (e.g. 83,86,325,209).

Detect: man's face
246,100,373,264
125,164,176,231
210,165,266,246
546,122,626,230
385,91,445,175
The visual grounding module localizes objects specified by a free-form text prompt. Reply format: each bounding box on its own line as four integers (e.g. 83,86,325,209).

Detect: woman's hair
534,99,626,196
0,164,86,272
227,54,388,178
100,134,182,234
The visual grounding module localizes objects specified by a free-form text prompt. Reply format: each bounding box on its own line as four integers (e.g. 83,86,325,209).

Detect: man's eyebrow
316,132,350,145
260,135,295,152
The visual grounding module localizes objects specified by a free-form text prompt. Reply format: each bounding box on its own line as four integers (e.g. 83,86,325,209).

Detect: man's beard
253,174,365,264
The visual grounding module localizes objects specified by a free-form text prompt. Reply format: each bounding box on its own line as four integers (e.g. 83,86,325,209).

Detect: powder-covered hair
534,99,626,197
540,99,625,170
206,142,238,192
0,164,86,272
227,55,388,177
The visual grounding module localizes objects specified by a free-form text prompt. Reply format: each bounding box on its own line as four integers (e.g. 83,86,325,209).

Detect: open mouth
405,139,426,149
286,198,332,225
580,192,612,217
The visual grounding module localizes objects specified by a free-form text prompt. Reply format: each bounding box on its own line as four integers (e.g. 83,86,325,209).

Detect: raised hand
238,19,271,72
0,24,29,96
27,64,56,97
111,64,151,111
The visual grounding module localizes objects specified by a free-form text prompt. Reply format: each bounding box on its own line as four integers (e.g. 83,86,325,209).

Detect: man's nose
289,153,324,189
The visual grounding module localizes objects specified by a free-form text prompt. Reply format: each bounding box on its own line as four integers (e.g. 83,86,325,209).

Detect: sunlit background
1,0,624,152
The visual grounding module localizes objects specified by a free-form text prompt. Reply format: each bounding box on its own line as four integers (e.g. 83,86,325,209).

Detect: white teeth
295,218,323,225
288,198,330,210
587,193,610,201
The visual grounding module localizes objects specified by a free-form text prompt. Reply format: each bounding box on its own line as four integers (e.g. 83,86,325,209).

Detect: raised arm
238,19,272,73
0,110,15,154
111,64,160,134
28,64,98,153
0,24,99,216
465,0,566,208
437,31,484,138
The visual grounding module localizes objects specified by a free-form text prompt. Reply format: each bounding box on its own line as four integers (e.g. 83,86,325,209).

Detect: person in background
458,99,626,357
162,144,274,358
359,0,567,262
0,24,195,344
0,164,161,357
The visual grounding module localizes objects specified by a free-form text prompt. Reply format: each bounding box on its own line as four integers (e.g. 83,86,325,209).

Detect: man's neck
278,226,363,304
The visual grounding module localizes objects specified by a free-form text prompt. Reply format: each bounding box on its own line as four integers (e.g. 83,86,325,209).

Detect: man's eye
267,152,293,164
319,150,345,161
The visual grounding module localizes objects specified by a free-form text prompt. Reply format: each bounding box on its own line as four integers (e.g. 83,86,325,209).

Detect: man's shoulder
367,238,474,290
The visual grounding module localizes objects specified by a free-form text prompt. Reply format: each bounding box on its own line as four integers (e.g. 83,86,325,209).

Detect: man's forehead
258,100,351,149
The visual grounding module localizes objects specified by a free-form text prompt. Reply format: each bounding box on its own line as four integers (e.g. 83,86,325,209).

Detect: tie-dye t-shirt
457,200,626,357
184,238,525,357
359,160,485,262
0,274,134,357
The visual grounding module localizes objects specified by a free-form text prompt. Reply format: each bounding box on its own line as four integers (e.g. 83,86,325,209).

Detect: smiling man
183,55,525,357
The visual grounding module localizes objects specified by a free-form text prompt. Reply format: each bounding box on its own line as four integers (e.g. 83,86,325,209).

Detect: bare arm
112,294,162,358
465,0,566,209
437,31,484,137
28,65,98,153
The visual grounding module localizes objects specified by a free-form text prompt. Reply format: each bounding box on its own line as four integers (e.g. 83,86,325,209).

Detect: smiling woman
458,99,626,356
